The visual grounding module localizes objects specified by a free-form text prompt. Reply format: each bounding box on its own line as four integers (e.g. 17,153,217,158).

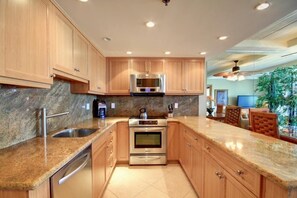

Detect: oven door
130,127,166,154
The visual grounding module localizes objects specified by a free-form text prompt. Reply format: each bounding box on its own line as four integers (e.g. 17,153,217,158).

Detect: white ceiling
207,10,297,78
53,0,297,60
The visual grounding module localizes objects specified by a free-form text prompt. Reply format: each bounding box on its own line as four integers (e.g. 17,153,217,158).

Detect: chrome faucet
41,108,69,137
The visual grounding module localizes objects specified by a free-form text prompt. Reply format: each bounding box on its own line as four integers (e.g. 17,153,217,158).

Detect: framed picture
215,89,228,106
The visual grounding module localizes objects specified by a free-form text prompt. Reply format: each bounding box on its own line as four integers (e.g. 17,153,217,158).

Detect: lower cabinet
92,125,117,198
204,154,225,198
92,138,107,198
116,122,129,162
167,122,180,161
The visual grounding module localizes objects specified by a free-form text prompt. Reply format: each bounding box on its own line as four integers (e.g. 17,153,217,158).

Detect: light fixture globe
162,0,170,6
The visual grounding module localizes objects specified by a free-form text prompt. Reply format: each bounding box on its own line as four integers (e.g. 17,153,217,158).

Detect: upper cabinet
130,59,164,74
165,59,204,95
50,5,88,83
71,45,106,95
0,0,53,88
107,58,130,95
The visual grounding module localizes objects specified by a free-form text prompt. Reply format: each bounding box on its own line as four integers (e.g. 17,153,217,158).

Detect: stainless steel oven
129,117,167,165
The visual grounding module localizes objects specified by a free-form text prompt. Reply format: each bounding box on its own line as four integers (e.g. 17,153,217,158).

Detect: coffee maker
93,99,107,119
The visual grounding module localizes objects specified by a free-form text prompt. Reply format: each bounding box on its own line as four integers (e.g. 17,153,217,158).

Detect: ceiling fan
213,60,255,81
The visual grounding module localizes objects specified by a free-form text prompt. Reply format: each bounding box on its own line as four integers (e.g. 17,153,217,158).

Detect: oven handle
130,127,166,132
136,156,161,160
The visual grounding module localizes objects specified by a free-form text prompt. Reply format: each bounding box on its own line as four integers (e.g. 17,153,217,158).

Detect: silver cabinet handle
58,153,90,185
50,74,56,78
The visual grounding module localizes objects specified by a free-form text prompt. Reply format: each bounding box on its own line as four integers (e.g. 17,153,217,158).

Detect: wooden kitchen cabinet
92,135,107,198
165,59,204,95
130,59,164,74
106,125,117,179
0,0,53,88
71,45,106,94
107,58,130,95
167,122,180,161
50,5,88,83
117,122,129,162
204,154,225,198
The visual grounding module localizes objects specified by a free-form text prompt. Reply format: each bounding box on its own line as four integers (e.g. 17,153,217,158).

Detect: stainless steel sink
52,128,99,138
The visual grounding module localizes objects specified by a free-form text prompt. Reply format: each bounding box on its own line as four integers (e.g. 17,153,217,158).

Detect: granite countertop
0,117,128,190
176,116,297,190
1,116,297,191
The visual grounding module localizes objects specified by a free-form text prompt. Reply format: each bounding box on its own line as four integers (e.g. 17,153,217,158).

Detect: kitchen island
0,116,296,198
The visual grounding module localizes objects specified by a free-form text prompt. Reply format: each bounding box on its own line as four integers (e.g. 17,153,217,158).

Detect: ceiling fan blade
213,72,230,77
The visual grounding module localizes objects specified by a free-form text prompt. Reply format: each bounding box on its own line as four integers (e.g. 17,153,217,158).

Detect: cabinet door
117,122,129,162
107,59,130,94
179,124,186,163
183,135,192,176
149,59,164,74
92,142,106,198
165,60,184,94
204,155,225,198
131,59,147,74
51,6,74,74
192,146,203,197
88,45,99,92
225,171,256,198
184,60,204,94
97,53,106,93
167,122,179,161
1,0,52,88
73,32,88,79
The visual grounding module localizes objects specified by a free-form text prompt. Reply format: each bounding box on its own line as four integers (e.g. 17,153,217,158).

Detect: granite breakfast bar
0,116,297,197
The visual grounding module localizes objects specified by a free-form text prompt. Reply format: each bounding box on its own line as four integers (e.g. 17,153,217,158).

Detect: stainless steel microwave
130,73,166,96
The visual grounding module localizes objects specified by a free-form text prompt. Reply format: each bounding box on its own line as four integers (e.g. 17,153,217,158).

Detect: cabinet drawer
184,128,202,150
204,141,261,197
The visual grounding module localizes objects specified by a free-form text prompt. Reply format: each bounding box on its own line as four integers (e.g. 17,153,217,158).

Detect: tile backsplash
0,80,95,149
97,95,199,117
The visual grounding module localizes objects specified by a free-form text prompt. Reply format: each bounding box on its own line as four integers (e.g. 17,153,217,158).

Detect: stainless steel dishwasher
51,147,92,198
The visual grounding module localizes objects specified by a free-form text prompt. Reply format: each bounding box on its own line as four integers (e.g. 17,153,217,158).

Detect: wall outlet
174,103,179,108
86,103,90,110
111,103,115,109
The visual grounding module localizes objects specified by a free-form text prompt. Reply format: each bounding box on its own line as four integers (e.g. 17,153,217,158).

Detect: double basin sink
52,128,99,138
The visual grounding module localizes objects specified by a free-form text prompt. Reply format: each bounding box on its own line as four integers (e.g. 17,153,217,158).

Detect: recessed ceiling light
200,52,207,55
102,37,111,41
256,2,270,10
164,51,171,55
126,51,132,55
218,36,228,40
79,0,88,2
146,21,155,28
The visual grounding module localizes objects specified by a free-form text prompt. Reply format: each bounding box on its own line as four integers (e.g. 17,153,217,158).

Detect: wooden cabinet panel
88,45,99,92
192,145,203,196
149,59,164,74
165,60,184,94
73,32,88,79
92,140,106,198
50,5,88,83
165,59,204,95
184,60,204,94
117,122,129,162
97,53,106,93
167,122,180,161
204,155,225,198
0,0,52,88
130,59,147,74
107,59,130,94
225,171,256,198
51,6,74,74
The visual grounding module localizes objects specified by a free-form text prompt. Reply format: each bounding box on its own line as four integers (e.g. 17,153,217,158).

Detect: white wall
207,79,257,106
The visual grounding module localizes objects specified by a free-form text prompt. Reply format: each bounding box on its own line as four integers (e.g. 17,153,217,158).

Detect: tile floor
102,164,198,198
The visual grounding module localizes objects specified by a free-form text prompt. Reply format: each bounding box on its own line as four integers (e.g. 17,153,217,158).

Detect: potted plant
255,66,297,128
